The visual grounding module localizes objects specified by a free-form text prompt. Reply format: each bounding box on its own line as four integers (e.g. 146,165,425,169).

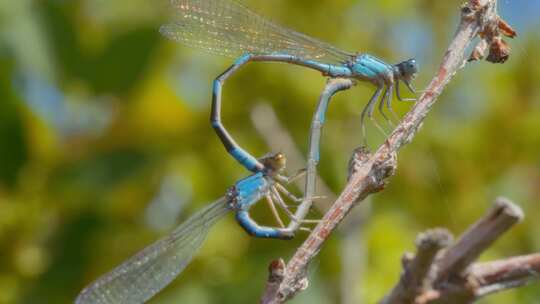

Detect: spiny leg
384,84,401,123
405,80,417,95
367,90,389,138
274,183,302,204
361,85,385,145
211,53,265,173
265,194,285,228
396,81,417,102
275,182,326,205
270,187,297,220
271,187,322,224
377,85,395,128
275,169,306,185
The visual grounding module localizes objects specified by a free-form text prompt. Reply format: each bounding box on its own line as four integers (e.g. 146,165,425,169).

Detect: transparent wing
75,198,230,304
160,0,354,65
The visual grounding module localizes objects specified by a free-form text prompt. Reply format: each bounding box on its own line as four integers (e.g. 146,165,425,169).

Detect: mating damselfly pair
76,0,418,303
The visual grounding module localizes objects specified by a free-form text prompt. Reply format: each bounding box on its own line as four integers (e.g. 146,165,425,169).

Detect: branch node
416,228,454,251
381,229,453,304
268,259,286,283
371,150,398,191
402,252,415,269
347,146,372,182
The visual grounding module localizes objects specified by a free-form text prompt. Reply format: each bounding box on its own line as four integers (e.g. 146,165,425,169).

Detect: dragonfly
160,0,419,173
75,152,312,304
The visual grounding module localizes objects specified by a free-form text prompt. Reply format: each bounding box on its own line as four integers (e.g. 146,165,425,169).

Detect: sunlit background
0,0,539,303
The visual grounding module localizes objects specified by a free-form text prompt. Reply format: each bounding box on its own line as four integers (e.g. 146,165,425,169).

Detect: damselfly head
261,152,287,173
395,58,418,82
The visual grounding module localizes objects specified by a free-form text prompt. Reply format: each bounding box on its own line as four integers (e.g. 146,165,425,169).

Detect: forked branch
260,0,518,302
382,197,539,304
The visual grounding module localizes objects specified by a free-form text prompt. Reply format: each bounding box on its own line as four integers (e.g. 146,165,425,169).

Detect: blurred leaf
41,0,160,96
0,57,28,189
51,148,150,193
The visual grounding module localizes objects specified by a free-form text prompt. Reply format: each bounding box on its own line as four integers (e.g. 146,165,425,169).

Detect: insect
75,152,309,304
161,0,419,171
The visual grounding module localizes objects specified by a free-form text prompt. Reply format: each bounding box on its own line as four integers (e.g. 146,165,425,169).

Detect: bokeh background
0,0,539,303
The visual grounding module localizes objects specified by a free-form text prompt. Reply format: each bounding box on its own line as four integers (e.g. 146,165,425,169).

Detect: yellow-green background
0,0,539,303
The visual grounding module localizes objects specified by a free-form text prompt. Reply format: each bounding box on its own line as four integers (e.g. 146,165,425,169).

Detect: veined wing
75,198,230,304
160,0,354,65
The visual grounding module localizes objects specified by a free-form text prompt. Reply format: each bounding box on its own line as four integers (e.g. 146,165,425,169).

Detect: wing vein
161,0,354,65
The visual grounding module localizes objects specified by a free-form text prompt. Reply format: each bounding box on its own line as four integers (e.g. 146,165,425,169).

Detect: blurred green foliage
0,0,539,303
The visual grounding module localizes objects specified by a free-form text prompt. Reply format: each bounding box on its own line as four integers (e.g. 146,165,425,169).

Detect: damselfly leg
396,81,417,102
271,187,324,225
360,84,386,146
378,84,396,127
265,194,286,228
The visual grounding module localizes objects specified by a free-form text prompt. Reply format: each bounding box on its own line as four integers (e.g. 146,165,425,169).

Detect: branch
381,229,454,304
473,253,540,297
261,0,516,302
379,198,538,304
261,259,287,304
251,102,372,304
434,197,524,285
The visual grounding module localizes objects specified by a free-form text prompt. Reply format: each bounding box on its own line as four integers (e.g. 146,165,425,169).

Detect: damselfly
161,0,419,171
75,152,309,304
